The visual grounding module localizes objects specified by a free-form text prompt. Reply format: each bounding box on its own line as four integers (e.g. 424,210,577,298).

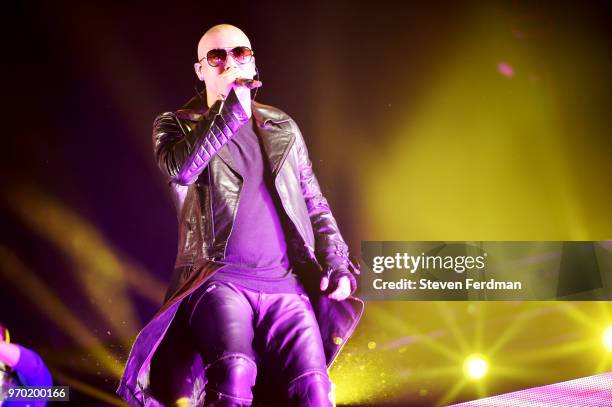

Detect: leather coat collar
176,94,295,177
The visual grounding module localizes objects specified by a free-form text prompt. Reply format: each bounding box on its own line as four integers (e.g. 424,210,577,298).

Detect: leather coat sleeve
292,121,359,291
153,89,249,185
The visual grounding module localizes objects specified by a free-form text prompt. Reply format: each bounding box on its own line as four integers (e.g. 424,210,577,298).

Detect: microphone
234,78,263,89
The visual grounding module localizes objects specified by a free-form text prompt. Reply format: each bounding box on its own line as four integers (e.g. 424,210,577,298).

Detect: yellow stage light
602,326,612,352
464,354,488,380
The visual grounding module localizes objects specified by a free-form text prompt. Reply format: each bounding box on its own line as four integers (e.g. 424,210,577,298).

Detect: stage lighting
464,354,488,380
602,325,612,352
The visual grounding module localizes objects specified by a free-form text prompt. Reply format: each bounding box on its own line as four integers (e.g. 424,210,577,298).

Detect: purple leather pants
182,281,333,407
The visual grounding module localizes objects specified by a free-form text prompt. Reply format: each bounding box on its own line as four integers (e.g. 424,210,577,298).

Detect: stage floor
451,372,612,406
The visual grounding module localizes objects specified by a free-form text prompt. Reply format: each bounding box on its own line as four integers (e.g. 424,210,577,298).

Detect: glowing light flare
463,354,488,380
54,370,125,406
328,381,336,405
602,326,612,352
5,186,166,344
497,62,514,77
0,246,124,378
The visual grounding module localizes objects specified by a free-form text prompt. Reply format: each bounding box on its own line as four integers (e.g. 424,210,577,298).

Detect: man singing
118,24,363,407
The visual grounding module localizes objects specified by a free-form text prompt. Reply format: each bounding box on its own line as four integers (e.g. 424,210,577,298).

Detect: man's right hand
216,67,243,101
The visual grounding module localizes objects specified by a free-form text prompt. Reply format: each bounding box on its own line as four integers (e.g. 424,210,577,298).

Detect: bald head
194,24,256,112
197,24,252,62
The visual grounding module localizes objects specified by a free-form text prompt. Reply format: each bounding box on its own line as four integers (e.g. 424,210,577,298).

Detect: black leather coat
117,90,363,406
156,90,356,296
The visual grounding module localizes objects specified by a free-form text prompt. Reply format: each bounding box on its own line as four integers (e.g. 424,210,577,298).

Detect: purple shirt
1,345,52,407
209,118,300,293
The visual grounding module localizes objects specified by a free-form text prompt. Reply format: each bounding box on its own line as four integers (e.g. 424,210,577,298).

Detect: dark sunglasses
201,46,254,67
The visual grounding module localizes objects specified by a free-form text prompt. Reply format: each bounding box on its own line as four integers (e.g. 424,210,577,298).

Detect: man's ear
194,62,204,81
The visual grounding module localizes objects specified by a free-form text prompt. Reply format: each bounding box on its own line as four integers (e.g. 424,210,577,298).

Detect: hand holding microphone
216,67,262,101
